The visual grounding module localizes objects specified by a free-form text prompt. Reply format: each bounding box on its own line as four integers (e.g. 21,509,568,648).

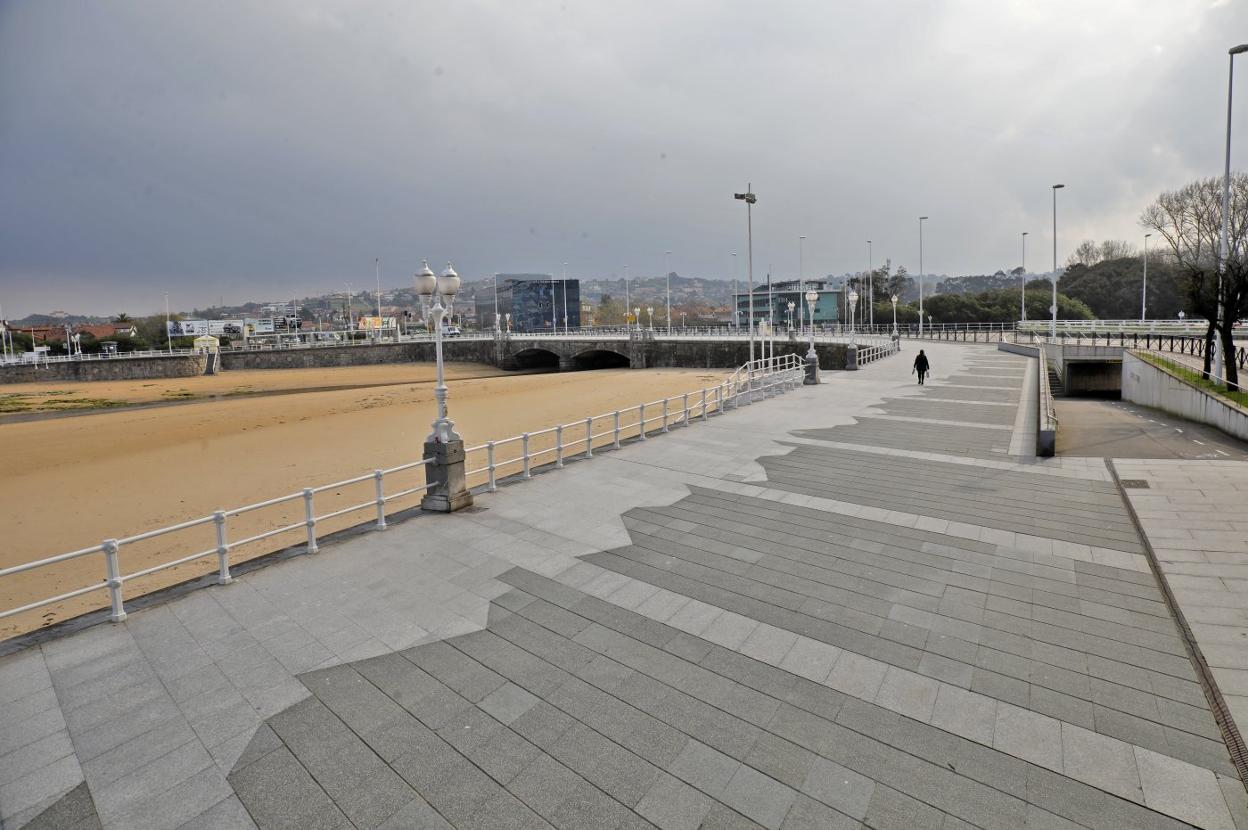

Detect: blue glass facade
498,277,581,332
733,281,842,328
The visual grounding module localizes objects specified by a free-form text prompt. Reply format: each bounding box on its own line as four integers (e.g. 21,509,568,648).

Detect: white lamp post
647,306,654,331
731,253,738,332
867,239,874,330
918,216,928,337
798,236,806,336
890,294,899,337
787,301,795,332
164,292,171,354
664,251,672,335
414,261,462,444
623,265,630,331
505,312,511,332
848,290,859,338
805,290,819,359
634,307,641,334
1051,184,1065,338
1142,233,1152,322
1021,232,1028,324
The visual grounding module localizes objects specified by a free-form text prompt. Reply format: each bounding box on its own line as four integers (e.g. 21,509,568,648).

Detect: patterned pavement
3,344,1246,829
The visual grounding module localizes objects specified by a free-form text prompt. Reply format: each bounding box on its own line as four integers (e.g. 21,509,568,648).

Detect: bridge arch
508,347,561,370
571,348,631,371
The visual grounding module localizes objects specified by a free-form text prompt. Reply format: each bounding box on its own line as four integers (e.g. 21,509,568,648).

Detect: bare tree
1067,240,1101,267
1141,173,1248,391
1098,240,1136,261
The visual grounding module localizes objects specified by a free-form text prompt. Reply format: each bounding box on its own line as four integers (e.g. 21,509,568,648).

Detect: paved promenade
2,343,1246,829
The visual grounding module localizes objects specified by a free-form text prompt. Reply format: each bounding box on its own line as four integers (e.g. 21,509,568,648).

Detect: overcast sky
2,0,1246,317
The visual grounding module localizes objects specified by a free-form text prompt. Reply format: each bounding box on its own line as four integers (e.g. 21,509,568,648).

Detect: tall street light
731,253,738,332
562,262,569,334
848,290,859,338
1051,184,1065,338
664,250,672,335
164,292,171,354
1021,232,1029,323
918,217,928,337
734,186,757,366
1216,44,1248,380
867,240,874,330
623,265,630,330
805,289,819,359
798,236,806,337
891,294,899,338
1142,233,1152,322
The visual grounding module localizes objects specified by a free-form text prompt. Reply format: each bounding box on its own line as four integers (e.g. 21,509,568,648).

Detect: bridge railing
463,354,806,493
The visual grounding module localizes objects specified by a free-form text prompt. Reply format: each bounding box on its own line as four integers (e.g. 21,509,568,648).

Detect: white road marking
1193,439,1206,445
1175,428,1183,433
1217,450,1230,456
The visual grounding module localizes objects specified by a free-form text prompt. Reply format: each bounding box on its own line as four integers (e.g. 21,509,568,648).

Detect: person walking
913,349,930,385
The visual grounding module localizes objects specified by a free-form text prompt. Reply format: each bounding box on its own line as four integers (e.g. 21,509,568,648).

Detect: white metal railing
462,354,807,494
0,456,435,625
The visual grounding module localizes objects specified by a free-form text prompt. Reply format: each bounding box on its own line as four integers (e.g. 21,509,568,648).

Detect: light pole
867,240,874,330
505,312,511,332
1216,44,1248,380
1051,184,1065,338
848,290,859,338
798,236,806,336
492,273,500,332
664,251,672,335
414,261,462,444
734,186,757,366
805,290,819,359
647,306,654,331
918,217,928,337
1021,232,1029,323
562,262,569,334
787,301,795,332
730,253,738,332
623,265,630,331
891,294,899,338
1142,233,1152,322
164,292,171,354
634,307,641,334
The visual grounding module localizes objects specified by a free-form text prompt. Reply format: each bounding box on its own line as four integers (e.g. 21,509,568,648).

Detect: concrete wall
635,339,848,370
0,354,206,384
996,342,1054,456
1122,350,1248,442
219,340,498,371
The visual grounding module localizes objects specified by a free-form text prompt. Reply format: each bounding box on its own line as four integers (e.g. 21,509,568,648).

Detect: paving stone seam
540,560,1237,829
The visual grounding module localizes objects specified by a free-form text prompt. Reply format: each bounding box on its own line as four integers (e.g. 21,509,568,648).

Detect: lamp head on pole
733,191,757,204
891,294,898,305
1231,44,1248,55
1022,231,1028,237
438,264,461,298
805,290,818,304
1052,183,1065,191
414,260,437,298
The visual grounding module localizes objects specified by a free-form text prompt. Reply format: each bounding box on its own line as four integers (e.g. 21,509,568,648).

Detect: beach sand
0,363,727,637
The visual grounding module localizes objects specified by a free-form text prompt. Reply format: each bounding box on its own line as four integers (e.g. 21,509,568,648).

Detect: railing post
373,470,387,530
717,383,724,412
522,433,532,478
487,441,497,492
701,388,708,421
682,393,689,426
103,539,126,622
555,425,564,468
585,417,593,458
613,410,621,448
639,403,647,439
662,398,670,432
213,510,232,584
303,488,318,553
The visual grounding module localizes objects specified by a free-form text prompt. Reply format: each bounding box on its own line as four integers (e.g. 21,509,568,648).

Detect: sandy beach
0,363,726,637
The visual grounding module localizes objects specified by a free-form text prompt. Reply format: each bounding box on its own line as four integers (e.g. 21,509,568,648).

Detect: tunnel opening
509,348,560,371
1061,362,1122,399
571,349,631,371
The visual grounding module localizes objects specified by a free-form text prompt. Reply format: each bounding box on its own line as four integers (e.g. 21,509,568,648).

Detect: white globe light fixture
804,290,819,359
848,290,859,337
890,294,899,338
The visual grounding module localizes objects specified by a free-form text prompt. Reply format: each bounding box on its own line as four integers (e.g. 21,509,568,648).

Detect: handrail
0,456,436,625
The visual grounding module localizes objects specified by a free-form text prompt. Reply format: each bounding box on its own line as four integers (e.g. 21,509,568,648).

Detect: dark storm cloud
1,0,1246,316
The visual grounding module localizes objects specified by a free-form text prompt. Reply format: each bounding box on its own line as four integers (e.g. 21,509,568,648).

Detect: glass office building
733,279,842,329
496,275,581,332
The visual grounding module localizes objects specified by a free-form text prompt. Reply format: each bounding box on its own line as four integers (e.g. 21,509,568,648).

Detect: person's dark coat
913,353,930,374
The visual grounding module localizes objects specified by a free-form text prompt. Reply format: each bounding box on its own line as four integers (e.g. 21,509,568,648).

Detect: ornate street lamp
787,301,796,332
505,312,511,332
890,294,899,338
633,307,641,334
647,306,654,330
805,290,818,360
848,290,859,337
414,260,472,512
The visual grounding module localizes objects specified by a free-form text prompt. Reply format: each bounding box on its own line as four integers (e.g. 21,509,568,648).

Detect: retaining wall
1121,350,1248,442
996,342,1056,456
0,355,206,384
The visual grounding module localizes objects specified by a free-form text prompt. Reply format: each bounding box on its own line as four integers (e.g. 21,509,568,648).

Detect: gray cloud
2,0,1246,316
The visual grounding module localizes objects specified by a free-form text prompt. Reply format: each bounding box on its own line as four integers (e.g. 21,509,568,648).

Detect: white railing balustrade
0,457,435,625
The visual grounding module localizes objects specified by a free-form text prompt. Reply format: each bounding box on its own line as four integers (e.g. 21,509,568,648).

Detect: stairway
1047,366,1064,396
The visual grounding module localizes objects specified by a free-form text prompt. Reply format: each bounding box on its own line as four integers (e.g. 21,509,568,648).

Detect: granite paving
1,343,1246,829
